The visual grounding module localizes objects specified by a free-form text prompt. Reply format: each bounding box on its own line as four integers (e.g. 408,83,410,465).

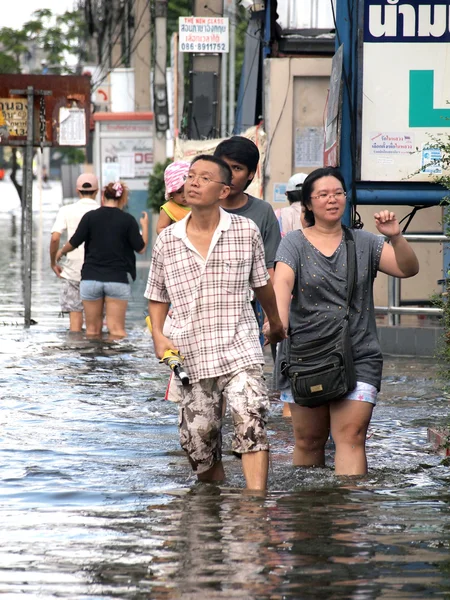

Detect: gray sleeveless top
275,228,385,391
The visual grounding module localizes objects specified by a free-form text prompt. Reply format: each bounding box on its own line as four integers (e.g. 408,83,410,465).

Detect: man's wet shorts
178,365,270,474
80,280,131,301
60,279,83,313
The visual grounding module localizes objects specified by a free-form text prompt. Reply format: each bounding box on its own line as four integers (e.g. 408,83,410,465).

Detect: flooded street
1,181,450,598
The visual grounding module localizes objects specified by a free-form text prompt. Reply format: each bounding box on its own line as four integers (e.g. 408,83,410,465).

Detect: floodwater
1,181,450,599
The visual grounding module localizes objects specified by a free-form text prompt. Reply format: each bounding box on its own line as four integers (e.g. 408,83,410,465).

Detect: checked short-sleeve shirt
145,208,269,384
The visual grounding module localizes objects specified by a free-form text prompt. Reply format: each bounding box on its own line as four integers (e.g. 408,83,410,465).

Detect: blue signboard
364,0,450,43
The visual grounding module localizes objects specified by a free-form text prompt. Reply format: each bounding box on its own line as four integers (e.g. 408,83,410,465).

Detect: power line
90,0,141,90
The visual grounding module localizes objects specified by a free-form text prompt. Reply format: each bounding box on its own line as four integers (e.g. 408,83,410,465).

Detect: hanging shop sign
179,16,229,53
360,0,450,182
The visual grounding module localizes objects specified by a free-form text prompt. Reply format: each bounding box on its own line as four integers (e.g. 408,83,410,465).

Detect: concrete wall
263,56,332,202
358,204,444,310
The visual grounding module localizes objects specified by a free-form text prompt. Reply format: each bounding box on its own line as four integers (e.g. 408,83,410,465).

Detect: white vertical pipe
228,0,236,135
221,36,228,137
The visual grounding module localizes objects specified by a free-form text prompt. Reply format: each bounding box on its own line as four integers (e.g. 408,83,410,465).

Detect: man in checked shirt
145,155,286,490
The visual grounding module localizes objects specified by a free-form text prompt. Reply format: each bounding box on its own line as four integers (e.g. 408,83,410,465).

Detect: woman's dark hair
213,136,259,190
301,167,346,227
190,154,232,186
103,181,128,204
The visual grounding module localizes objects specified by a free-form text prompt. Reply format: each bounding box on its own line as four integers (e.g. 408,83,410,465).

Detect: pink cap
164,161,190,200
76,173,99,191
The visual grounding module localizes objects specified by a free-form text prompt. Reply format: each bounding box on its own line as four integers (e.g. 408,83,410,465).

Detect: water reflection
72,486,450,599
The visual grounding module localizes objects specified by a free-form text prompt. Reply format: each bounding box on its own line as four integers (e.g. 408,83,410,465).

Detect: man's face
184,160,230,207
218,157,254,196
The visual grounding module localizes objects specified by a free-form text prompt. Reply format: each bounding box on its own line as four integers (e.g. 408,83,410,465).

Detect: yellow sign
0,98,28,137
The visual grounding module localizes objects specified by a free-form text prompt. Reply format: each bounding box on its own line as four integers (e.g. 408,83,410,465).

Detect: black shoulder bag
281,227,357,408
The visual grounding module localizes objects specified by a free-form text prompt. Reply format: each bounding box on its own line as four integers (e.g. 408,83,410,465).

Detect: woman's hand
374,210,401,239
140,211,149,228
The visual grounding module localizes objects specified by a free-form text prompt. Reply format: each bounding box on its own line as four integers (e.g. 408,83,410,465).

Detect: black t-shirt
69,206,145,283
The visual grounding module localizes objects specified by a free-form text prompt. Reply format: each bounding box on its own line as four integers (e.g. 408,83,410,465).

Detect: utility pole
190,0,223,138
220,11,228,138
227,0,236,135
153,0,168,165
109,0,122,67
134,0,152,111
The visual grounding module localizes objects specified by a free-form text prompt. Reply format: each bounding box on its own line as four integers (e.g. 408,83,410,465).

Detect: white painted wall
275,0,336,30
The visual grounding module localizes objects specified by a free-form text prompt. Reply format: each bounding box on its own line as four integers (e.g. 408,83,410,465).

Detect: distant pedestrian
50,173,99,332
42,165,51,189
275,172,308,235
55,181,149,339
156,161,191,234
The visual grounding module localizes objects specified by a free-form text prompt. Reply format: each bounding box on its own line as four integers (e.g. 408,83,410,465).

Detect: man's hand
51,264,62,277
152,332,179,359
263,320,287,345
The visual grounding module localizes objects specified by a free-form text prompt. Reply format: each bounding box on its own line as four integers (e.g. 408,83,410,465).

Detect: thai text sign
364,0,450,43
99,120,154,179
179,17,229,53
0,98,27,139
0,74,91,147
360,0,450,182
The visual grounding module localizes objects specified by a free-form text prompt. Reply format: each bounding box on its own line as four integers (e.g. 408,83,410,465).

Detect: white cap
286,172,307,192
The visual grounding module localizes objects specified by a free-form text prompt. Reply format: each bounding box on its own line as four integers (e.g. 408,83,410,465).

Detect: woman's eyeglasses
310,191,347,200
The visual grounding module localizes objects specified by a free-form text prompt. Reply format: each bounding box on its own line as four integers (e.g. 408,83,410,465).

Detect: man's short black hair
213,136,260,173
190,154,232,186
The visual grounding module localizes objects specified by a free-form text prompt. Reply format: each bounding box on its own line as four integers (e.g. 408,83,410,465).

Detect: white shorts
280,381,378,406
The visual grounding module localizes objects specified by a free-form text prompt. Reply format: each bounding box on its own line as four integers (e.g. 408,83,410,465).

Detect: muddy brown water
1,187,450,598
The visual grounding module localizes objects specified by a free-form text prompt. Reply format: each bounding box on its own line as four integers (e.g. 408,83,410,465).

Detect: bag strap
343,226,357,319
286,227,357,352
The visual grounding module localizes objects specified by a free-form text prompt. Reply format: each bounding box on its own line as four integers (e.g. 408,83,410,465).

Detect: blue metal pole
263,0,271,59
355,184,446,206
335,0,356,226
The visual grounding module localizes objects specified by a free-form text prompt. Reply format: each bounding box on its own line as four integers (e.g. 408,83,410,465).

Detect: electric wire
90,0,150,91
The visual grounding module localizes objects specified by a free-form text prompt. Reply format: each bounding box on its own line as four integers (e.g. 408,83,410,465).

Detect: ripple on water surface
1,322,450,597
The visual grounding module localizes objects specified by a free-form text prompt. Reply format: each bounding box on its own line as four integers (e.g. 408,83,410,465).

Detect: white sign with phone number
179,16,229,53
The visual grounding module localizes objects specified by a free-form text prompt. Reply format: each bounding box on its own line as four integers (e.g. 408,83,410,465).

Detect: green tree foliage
235,6,250,97
0,8,89,205
0,8,89,74
426,134,450,376
168,0,192,39
148,159,172,212
0,28,28,73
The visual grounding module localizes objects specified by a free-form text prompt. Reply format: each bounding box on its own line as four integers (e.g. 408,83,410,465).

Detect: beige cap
76,173,99,191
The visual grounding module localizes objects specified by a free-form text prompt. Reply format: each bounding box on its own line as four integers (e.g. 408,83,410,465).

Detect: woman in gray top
273,167,419,476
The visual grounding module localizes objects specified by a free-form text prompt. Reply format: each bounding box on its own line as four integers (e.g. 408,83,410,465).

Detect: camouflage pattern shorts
178,365,270,474
60,279,83,313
